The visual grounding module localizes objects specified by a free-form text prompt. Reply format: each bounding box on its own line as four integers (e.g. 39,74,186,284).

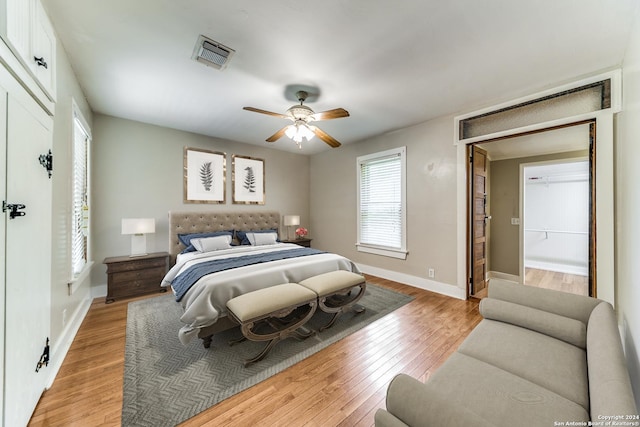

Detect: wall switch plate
511,218,520,225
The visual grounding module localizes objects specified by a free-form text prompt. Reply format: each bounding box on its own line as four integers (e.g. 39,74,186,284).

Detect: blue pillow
236,229,279,245
178,230,233,253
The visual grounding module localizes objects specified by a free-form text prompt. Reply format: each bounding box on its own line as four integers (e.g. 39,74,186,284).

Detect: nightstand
103,252,169,303
281,238,312,248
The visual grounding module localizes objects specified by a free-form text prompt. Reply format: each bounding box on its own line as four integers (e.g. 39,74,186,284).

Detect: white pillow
191,235,232,252
247,232,278,246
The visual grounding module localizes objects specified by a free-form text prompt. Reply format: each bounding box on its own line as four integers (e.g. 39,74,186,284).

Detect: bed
163,211,361,346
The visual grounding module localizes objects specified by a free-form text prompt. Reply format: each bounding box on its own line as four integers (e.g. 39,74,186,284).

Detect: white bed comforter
161,243,360,344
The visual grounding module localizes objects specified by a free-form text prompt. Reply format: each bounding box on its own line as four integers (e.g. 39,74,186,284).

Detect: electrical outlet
62,309,67,327
511,218,520,225
428,268,435,278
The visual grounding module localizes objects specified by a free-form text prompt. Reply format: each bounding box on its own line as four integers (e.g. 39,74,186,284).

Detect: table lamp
121,218,155,257
283,215,300,240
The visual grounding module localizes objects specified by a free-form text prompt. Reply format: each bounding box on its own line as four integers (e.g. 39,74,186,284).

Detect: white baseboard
356,264,467,300
46,296,93,388
487,271,521,283
92,283,108,299
525,260,588,276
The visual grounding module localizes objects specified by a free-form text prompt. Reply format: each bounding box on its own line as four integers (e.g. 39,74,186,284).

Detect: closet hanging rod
524,228,588,239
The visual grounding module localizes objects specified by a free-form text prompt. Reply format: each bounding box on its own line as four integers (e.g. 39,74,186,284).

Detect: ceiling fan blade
266,126,289,142
310,108,350,121
311,126,341,148
243,106,290,120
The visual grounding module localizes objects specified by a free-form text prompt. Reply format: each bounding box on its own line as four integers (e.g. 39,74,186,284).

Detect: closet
0,0,56,424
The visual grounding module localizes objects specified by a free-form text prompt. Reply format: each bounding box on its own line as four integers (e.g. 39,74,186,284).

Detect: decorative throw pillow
191,235,233,252
178,230,233,253
247,232,278,246
236,229,279,245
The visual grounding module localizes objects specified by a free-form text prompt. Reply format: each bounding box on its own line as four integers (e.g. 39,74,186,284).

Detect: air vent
191,35,235,70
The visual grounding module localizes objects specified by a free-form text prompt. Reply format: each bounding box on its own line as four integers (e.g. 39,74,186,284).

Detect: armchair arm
381,374,496,427
488,279,599,324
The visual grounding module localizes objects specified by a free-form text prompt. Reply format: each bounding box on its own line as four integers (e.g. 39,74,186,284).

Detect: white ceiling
42,0,638,155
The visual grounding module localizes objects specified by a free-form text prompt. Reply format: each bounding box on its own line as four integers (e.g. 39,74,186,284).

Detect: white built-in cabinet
0,69,53,427
1,0,57,101
0,0,56,425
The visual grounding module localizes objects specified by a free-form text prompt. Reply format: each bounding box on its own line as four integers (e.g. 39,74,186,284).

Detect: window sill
68,261,94,295
356,244,408,260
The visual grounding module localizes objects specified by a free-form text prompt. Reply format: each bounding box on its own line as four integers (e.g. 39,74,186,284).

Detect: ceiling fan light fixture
285,123,315,148
244,88,348,148
287,104,314,120
300,124,315,141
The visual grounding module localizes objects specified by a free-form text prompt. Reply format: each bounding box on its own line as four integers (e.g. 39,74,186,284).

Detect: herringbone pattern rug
122,283,413,426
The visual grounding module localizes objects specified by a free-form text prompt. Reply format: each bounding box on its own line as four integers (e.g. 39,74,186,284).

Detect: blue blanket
172,247,326,301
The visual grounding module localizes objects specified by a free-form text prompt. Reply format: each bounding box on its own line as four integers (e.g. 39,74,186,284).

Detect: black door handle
34,56,48,69
2,201,26,219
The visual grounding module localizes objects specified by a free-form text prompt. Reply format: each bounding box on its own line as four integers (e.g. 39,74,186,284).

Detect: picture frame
232,155,265,205
183,147,226,204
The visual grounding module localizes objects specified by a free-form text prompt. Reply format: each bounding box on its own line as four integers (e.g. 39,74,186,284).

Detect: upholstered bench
299,270,367,331
226,283,318,367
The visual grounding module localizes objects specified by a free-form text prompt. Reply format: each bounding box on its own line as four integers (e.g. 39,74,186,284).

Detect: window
71,101,91,278
356,146,407,259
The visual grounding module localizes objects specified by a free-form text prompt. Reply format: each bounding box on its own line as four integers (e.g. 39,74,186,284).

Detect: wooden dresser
103,252,169,303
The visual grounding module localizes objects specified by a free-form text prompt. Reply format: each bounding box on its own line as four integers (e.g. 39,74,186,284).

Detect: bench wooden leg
244,339,279,367
317,283,367,332
233,301,318,367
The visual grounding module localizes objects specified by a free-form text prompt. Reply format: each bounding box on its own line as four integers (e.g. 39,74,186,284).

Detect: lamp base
130,234,148,257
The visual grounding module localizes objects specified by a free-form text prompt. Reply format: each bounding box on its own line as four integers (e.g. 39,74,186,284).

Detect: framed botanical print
184,147,226,203
232,155,265,204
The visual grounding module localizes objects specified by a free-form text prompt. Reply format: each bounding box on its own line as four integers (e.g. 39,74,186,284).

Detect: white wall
616,3,640,410
310,115,464,298
48,36,94,375
90,115,311,289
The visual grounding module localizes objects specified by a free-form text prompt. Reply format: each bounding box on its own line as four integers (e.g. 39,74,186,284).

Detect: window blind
358,151,403,250
71,117,89,276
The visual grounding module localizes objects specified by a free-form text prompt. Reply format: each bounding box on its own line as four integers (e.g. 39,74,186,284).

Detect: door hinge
39,149,53,178
2,201,26,219
35,338,50,373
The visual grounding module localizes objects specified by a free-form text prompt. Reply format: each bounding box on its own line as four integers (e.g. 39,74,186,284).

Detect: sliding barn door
3,87,52,426
470,145,489,295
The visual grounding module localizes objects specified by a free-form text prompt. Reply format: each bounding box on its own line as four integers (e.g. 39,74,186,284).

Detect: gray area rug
122,283,413,427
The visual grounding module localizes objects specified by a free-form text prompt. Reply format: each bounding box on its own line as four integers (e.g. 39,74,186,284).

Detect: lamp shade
283,215,300,227
122,218,155,235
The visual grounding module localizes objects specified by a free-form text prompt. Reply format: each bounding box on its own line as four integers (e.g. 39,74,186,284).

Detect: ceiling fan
243,90,350,148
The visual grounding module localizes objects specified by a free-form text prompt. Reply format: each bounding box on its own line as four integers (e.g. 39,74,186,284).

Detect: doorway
468,121,595,299
522,160,590,296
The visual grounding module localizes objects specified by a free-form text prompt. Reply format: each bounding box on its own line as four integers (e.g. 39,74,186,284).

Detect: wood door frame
466,119,597,298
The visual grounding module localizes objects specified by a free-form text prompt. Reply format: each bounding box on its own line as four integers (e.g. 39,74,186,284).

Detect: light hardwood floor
29,276,481,427
524,268,589,296
472,269,588,300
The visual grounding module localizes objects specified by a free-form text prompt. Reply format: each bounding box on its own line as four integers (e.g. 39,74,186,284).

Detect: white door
4,90,52,426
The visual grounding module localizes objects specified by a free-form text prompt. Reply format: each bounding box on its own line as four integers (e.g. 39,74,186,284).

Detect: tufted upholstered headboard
168,211,280,265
